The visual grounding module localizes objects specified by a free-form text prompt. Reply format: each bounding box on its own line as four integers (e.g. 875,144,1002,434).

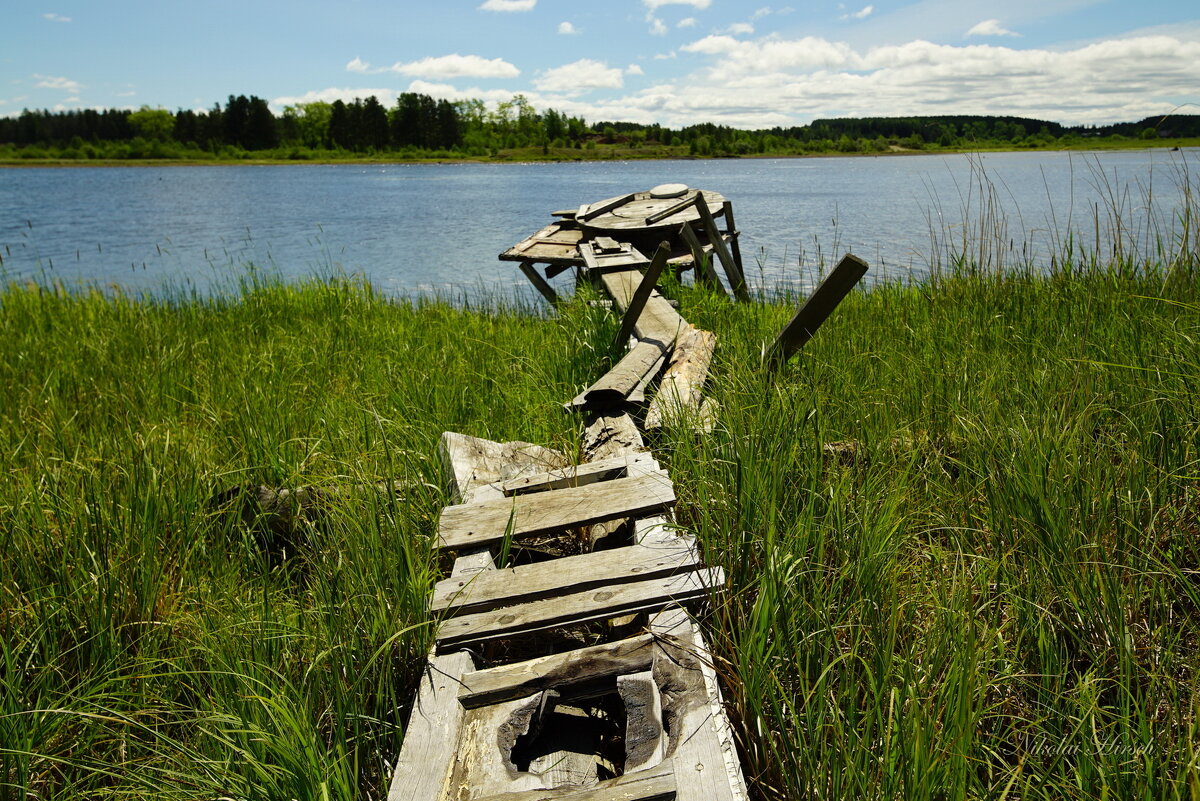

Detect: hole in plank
509,683,627,786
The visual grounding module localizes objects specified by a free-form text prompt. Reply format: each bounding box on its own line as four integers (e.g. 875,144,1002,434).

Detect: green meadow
2,176,1198,800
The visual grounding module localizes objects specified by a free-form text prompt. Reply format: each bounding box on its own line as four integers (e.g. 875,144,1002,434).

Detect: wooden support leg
765,253,868,369
721,201,746,281
679,223,728,297
519,261,560,307
694,196,750,302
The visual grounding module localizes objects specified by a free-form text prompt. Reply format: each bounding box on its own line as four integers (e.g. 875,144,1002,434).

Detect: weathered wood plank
643,192,698,226
693,195,749,302
498,453,658,496
458,634,658,708
644,328,717,430
438,473,677,552
650,608,748,801
439,432,570,505
431,538,697,617
619,670,667,772
720,201,745,279
627,350,668,405
471,767,677,801
436,567,723,648
386,650,475,801
677,223,727,296
582,411,645,463
765,252,868,368
571,339,669,410
615,242,671,347
579,193,637,222
598,270,686,346
519,261,560,307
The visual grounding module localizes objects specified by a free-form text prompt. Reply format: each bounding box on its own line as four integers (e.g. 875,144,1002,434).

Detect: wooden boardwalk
387,231,746,801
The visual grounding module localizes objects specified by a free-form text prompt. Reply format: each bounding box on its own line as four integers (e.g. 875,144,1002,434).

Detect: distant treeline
2,92,1198,160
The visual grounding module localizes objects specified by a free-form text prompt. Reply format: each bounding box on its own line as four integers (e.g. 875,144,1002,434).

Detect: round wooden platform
579,188,727,234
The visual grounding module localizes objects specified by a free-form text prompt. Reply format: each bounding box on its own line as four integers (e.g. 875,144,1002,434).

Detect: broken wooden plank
437,472,676,552
694,195,749,302
386,650,475,801
436,567,723,648
765,252,868,369
619,670,667,772
439,432,569,505
458,634,658,708
627,350,668,405
645,328,717,430
650,608,748,801
598,270,686,346
519,262,560,307
579,193,637,222
431,538,697,618
471,767,677,801
615,242,671,348
571,339,669,410
644,192,698,226
498,453,658,496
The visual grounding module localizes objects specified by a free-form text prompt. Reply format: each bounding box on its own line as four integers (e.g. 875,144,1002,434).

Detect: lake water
1,149,1196,299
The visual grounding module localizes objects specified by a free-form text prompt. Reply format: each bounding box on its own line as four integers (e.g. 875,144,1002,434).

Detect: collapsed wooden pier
387,185,866,801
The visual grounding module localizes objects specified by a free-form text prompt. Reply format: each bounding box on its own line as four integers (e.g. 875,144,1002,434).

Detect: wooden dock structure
387,185,866,801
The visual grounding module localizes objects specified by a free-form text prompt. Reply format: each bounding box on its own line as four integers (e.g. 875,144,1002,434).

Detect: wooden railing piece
765,253,868,369
644,328,716,430
471,767,677,801
432,538,697,618
436,567,724,648
458,634,658,708
438,473,676,552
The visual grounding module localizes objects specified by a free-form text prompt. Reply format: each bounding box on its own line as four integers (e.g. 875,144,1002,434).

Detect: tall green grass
1,183,1198,799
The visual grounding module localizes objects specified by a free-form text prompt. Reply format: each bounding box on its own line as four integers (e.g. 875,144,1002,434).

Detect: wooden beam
458,634,658,708
519,261,560,307
693,195,750,302
432,538,697,618
765,252,868,369
436,567,724,648
677,223,726,296
721,201,745,279
571,339,669,410
615,242,671,347
471,767,677,801
644,193,698,226
579,193,636,222
598,270,687,346
619,670,667,772
645,327,717,430
437,472,676,552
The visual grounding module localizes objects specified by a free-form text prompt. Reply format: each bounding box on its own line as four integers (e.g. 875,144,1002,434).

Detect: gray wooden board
438,472,676,552
498,454,658,496
458,634,658,708
645,328,716,430
439,432,569,505
386,650,475,801
436,567,723,648
470,767,677,801
572,340,669,410
431,538,698,617
615,243,671,347
693,196,748,301
580,189,726,234
766,252,869,367
598,271,687,346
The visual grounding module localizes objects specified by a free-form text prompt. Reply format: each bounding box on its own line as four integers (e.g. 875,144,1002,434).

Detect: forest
2,92,1198,161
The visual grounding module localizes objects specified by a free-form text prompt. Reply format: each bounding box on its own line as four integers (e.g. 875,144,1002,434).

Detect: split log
645,327,716,430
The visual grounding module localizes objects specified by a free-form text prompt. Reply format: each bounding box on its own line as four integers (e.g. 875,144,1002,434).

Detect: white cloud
967,19,1018,37
678,17,697,27
644,0,710,8
64,95,80,102
116,91,136,97
627,64,645,75
383,54,520,79
534,59,624,94
558,21,577,35
33,74,82,92
752,7,773,20
654,50,677,60
723,23,755,35
479,0,536,10
43,12,71,22
648,16,668,35
840,5,874,20
346,57,370,73
271,87,401,110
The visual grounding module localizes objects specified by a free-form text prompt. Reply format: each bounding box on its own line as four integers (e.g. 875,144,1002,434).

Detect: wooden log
677,223,726,296
519,261,560,307
720,201,745,280
693,195,749,302
765,253,868,369
644,328,717,430
470,767,677,801
431,538,697,618
458,634,658,708
627,350,668,405
437,473,677,552
436,567,724,648
386,649,476,801
571,339,669,410
615,242,671,347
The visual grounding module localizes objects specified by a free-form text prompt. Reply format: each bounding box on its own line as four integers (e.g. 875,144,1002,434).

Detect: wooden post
615,242,670,347
518,261,559,307
721,201,745,279
694,195,750,302
678,223,727,296
765,253,868,368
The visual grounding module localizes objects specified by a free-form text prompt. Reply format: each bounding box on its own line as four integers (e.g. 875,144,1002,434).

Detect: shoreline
1,140,1195,168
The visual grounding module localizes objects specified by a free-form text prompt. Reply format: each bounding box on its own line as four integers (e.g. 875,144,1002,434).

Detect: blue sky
5,0,1199,127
